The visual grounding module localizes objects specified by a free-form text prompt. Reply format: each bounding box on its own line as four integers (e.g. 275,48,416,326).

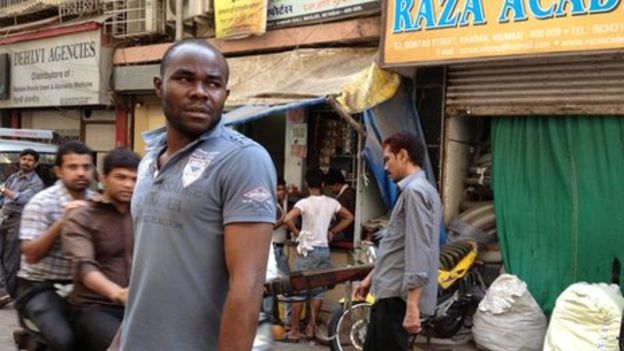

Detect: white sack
472,274,548,351
544,282,624,351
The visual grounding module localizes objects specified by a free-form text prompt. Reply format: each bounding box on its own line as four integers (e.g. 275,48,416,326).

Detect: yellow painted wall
133,96,165,156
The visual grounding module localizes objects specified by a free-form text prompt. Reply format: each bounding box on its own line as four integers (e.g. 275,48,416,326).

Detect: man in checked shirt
16,141,95,351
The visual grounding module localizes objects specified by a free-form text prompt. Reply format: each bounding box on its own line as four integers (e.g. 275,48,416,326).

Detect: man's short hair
55,141,93,167
277,176,286,187
382,132,425,167
325,169,346,186
103,148,141,175
160,39,229,82
20,148,39,162
305,169,325,189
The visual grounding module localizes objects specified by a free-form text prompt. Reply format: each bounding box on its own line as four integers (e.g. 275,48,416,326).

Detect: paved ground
0,305,477,351
0,304,19,351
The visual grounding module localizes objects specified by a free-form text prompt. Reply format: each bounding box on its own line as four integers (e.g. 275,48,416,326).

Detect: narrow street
0,304,326,351
0,304,477,351
0,305,19,351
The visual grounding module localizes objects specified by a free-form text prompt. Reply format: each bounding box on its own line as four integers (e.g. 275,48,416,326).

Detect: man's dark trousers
16,279,76,351
74,305,124,351
0,215,22,298
363,297,409,351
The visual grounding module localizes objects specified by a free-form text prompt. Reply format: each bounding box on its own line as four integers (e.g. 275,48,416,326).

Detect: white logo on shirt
243,186,271,203
182,150,218,188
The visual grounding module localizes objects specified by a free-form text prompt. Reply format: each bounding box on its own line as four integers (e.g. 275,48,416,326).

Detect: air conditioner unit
166,0,213,22
105,0,165,38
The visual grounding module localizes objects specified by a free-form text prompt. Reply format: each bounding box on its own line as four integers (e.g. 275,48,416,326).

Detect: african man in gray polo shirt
355,132,441,351
117,40,276,351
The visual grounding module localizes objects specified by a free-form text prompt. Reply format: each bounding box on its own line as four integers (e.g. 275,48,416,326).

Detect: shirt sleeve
402,188,437,290
294,199,307,214
332,198,342,214
222,145,277,225
61,207,100,280
19,195,51,240
13,177,44,206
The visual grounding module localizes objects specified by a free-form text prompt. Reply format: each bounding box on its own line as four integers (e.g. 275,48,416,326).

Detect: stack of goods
318,120,340,170
448,142,502,285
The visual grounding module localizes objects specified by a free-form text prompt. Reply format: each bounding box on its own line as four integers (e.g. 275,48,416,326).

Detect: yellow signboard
214,0,267,39
382,0,624,66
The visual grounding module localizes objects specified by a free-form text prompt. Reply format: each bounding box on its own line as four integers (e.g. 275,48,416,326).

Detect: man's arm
3,178,44,205
329,207,354,240
22,200,87,264
83,271,128,305
21,221,63,264
283,207,302,237
402,189,437,334
219,222,273,351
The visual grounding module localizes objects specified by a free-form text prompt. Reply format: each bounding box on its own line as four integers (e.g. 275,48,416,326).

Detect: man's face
102,167,138,204
19,154,37,173
154,45,230,138
277,184,286,202
383,146,405,182
55,153,93,192
328,183,341,194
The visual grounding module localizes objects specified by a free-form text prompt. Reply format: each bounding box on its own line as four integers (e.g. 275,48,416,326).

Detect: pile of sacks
472,274,624,351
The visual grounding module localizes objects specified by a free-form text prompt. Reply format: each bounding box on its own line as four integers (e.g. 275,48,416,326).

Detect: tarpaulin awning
226,47,380,107
223,48,401,125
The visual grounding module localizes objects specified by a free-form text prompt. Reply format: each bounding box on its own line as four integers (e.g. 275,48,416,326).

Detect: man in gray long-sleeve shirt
355,132,441,351
0,148,43,301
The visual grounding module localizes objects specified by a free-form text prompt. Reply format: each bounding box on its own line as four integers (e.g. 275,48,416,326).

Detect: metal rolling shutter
445,53,624,117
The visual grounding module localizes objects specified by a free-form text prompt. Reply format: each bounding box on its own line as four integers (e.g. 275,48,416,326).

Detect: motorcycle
327,240,485,351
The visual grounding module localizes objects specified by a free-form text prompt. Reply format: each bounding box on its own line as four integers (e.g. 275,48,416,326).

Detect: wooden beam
113,16,381,65
327,96,367,138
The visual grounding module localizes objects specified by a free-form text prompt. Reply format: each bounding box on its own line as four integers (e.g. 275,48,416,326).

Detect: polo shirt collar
397,170,425,191
143,119,226,151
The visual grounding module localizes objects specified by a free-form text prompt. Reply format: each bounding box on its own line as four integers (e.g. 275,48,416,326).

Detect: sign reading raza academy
0,30,109,108
382,0,624,66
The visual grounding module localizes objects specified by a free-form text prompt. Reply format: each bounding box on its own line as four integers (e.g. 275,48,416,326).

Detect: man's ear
53,165,60,178
99,174,106,188
398,149,409,163
154,76,163,98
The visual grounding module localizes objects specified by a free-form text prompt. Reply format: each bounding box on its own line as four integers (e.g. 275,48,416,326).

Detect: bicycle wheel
328,302,371,351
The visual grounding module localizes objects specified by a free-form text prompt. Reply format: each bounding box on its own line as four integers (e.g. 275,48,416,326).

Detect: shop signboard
215,0,268,39
0,30,109,108
267,0,379,28
382,0,624,66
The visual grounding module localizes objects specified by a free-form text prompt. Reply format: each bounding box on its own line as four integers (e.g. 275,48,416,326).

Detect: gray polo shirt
371,170,441,316
121,122,276,350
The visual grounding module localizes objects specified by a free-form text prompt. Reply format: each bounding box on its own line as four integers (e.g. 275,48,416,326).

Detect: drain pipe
175,0,183,40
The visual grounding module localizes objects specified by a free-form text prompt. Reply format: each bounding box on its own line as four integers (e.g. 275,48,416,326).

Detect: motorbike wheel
328,302,371,351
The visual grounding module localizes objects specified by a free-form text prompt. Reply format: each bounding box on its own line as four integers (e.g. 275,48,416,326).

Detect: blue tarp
223,97,326,126
362,79,446,243
362,79,436,207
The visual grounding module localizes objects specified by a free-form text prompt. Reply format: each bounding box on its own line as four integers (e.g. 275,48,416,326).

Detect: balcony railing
0,0,100,20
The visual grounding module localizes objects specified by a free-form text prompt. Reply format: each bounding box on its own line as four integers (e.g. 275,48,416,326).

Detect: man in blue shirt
0,148,44,302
